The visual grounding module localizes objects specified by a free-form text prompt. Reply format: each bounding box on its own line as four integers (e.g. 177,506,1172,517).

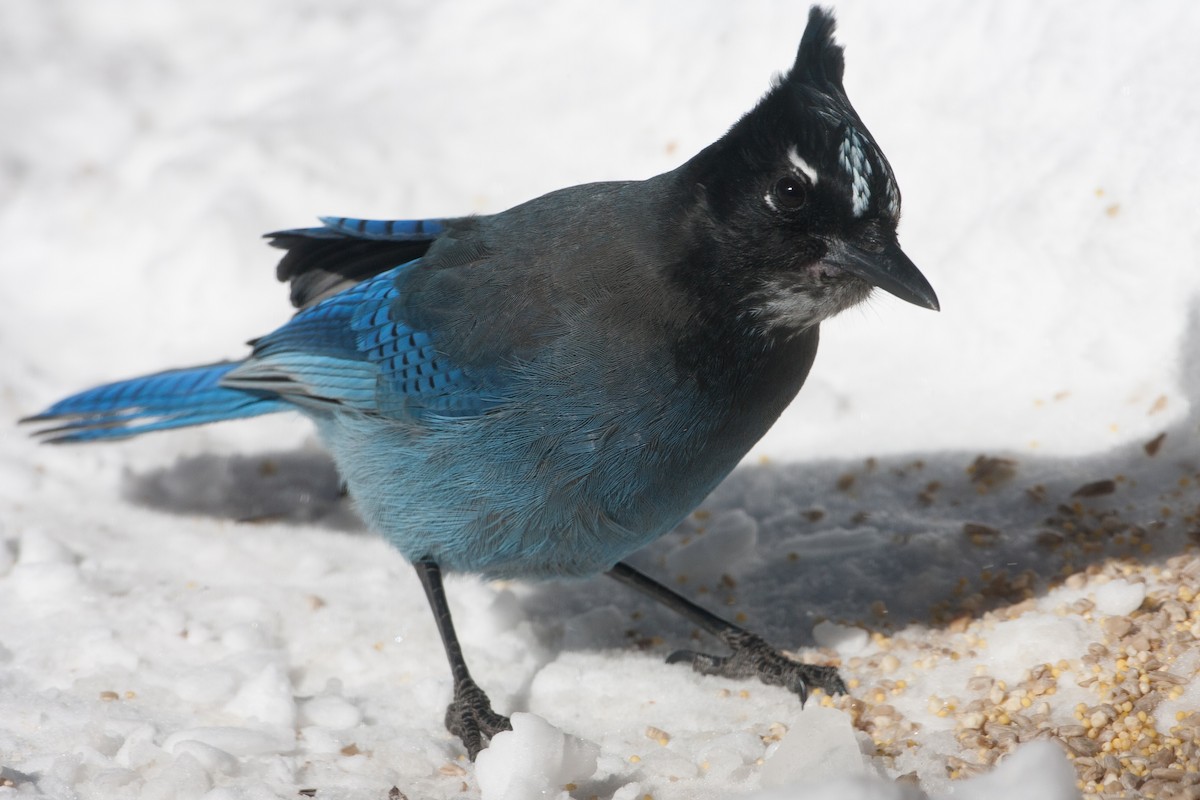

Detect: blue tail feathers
24,362,289,443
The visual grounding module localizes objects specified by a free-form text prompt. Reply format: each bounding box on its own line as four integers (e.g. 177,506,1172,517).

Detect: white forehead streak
838,130,873,217
787,147,819,185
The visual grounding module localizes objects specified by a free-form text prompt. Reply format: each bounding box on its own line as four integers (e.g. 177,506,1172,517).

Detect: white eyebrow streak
787,147,819,185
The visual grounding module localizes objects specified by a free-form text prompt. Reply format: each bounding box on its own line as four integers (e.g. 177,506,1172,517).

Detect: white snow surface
3,1,1200,799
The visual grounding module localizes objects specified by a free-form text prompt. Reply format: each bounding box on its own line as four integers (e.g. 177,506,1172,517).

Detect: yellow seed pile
812,551,1200,798
788,434,1200,798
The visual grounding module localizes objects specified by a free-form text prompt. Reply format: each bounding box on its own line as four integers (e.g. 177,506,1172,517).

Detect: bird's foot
445,677,512,760
666,629,846,704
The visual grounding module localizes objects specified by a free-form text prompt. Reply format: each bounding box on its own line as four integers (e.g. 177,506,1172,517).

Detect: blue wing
224,258,503,420
25,216,493,441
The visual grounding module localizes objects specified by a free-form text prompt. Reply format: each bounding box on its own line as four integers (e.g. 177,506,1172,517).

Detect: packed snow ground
3,1,1200,799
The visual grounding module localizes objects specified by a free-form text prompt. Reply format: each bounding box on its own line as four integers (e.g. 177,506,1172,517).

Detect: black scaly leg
414,559,511,759
607,561,846,703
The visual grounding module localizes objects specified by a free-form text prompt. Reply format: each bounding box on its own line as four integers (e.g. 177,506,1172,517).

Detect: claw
666,630,846,704
445,677,511,760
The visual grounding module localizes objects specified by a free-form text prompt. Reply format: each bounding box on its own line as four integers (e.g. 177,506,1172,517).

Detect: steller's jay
25,7,937,758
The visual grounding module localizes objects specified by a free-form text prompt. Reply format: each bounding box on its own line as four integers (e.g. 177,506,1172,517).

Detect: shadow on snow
119,306,1200,651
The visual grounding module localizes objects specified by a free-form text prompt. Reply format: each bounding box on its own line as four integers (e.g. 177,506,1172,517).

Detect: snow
474,713,599,800
758,706,868,788
1088,580,1147,619
3,1,1200,799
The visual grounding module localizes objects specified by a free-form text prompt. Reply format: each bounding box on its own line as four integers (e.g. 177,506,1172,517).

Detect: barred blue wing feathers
225,257,504,420
349,269,500,417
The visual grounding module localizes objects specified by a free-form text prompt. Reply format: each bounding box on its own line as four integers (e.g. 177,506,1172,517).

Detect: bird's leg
606,561,846,704
414,559,511,759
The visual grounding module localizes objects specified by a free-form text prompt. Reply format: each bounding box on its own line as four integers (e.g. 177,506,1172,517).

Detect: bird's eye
773,176,808,209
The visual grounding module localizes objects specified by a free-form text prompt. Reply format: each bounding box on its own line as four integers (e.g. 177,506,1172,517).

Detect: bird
24,6,937,759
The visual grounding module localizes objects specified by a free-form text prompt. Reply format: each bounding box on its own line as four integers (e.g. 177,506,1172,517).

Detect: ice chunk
760,706,866,788
696,731,764,779
813,620,870,656
983,612,1090,686
752,740,1073,799
167,739,239,777
162,727,294,757
17,529,75,564
176,667,238,705
474,713,598,800
300,695,362,729
222,663,295,728
10,562,81,602
942,740,1076,800
1091,579,1146,616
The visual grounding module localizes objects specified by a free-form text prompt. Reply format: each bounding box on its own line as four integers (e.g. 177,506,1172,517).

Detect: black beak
822,237,939,311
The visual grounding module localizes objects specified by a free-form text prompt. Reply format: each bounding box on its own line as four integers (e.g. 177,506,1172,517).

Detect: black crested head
775,6,899,224
674,6,938,335
792,6,846,92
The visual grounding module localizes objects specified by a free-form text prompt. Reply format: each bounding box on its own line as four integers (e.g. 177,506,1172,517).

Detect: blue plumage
27,362,286,442
317,215,446,239
26,7,938,759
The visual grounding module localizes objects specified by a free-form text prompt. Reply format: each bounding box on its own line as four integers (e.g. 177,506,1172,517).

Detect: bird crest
790,5,847,90
774,7,900,219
